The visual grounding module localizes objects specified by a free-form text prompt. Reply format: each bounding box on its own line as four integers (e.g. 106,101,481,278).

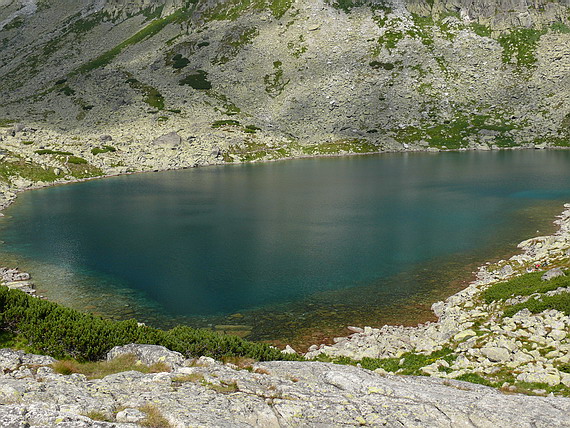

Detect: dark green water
1,150,569,346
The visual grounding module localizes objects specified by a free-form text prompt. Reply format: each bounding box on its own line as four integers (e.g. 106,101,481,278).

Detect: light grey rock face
0,351,569,427
152,132,182,148
106,344,184,369
542,267,565,281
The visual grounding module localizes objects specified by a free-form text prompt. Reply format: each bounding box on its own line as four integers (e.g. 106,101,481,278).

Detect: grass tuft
52,354,171,379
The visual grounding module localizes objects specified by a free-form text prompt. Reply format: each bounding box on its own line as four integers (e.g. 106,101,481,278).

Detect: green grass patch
498,28,545,68
244,124,261,133
21,141,34,145
329,0,368,13
483,270,570,303
455,372,494,386
208,92,241,115
212,119,240,128
376,28,404,52
213,27,259,65
0,155,60,183
0,119,16,128
59,85,75,96
171,53,190,69
139,404,172,428
264,61,289,97
4,17,24,30
550,22,570,34
394,114,518,149
369,61,394,70
72,7,195,75
504,293,570,318
67,156,88,165
470,23,492,37
179,70,212,90
0,286,302,362
91,145,116,155
126,78,165,110
317,348,457,376
35,149,73,156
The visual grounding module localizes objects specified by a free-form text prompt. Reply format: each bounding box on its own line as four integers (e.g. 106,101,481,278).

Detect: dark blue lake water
1,150,569,346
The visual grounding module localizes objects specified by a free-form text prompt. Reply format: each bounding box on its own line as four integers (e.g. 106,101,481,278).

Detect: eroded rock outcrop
0,345,568,427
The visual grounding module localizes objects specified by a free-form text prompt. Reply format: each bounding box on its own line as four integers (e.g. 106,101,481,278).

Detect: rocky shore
304,204,570,394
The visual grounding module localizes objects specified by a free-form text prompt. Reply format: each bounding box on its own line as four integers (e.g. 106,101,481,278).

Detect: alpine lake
1,150,569,350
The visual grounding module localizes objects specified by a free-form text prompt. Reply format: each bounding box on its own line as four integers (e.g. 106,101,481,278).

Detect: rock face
0,347,568,427
106,344,185,369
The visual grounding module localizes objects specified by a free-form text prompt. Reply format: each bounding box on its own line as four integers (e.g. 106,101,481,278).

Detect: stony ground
0,344,569,427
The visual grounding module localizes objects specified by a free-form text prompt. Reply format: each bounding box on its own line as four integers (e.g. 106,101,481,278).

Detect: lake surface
1,150,570,347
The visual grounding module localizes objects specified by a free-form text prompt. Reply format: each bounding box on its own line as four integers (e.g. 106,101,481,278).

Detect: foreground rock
0,345,568,427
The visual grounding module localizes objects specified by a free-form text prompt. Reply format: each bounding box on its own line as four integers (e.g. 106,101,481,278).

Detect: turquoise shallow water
0,150,569,345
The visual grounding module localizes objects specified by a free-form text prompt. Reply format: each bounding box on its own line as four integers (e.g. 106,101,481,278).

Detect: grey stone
106,344,184,369
480,346,511,362
115,407,146,423
152,132,182,148
542,268,565,281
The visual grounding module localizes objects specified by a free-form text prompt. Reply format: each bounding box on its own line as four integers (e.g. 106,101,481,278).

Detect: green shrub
91,145,116,155
504,293,570,318
0,287,301,362
67,156,88,165
483,271,570,303
179,70,212,89
455,372,493,386
212,120,240,128
35,149,73,156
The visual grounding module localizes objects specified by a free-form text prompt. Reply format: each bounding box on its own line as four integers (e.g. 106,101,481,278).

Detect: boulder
453,329,477,342
153,132,182,148
517,371,561,387
480,346,511,362
106,344,184,369
116,408,146,423
541,268,565,281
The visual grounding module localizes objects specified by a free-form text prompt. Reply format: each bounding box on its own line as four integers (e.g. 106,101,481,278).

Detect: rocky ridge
0,344,569,427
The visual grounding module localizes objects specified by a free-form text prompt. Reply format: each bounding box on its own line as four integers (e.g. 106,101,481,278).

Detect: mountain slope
1,0,570,184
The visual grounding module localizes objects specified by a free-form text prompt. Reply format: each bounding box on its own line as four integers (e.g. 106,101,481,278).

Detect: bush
483,270,570,303
35,149,73,156
504,293,570,318
91,146,116,155
0,287,301,362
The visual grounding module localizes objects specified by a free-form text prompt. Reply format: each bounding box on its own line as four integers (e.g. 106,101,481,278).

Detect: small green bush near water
0,286,301,362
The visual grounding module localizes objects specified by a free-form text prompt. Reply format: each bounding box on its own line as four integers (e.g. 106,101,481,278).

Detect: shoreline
1,149,569,388
303,203,570,392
